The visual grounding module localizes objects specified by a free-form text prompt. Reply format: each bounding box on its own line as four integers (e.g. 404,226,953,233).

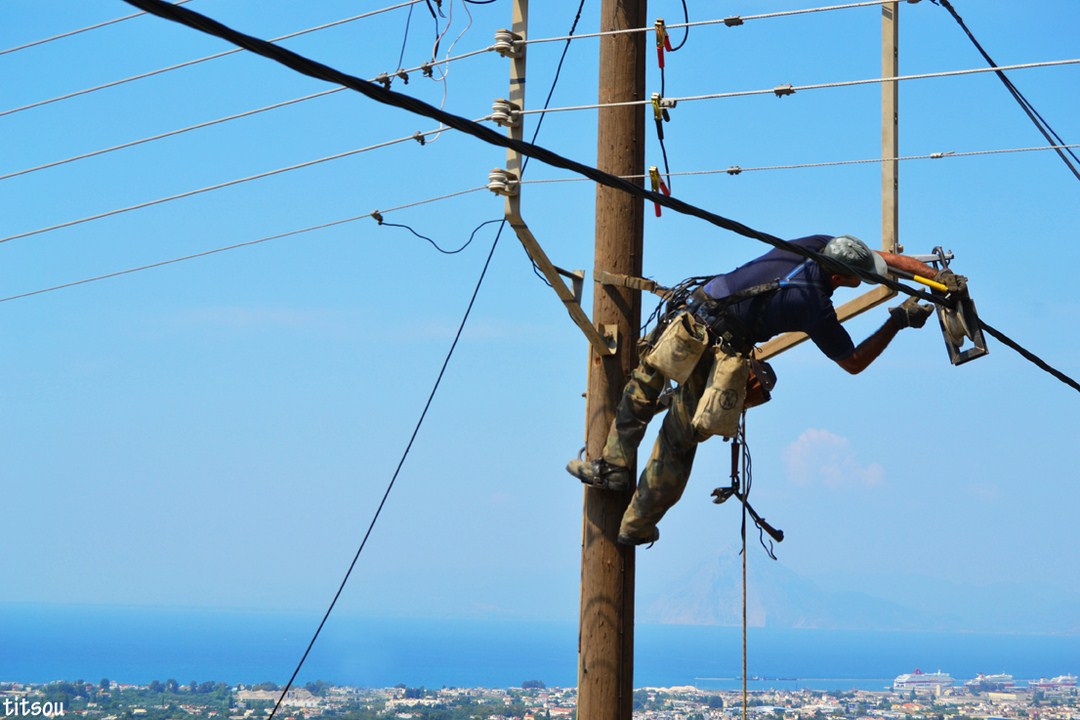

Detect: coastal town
2,673,1077,720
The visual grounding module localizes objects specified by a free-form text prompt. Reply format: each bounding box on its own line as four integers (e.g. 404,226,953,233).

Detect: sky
1,0,1078,638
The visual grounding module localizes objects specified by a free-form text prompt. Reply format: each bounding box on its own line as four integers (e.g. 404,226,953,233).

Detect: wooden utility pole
882,1,900,254
578,1,646,719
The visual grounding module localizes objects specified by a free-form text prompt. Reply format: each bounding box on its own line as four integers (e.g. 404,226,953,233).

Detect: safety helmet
822,234,888,281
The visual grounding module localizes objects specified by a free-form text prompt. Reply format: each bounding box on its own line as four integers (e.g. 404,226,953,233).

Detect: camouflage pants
601,349,716,541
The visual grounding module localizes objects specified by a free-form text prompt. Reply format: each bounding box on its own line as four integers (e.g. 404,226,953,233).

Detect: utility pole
578,1,646,719
882,1,900,254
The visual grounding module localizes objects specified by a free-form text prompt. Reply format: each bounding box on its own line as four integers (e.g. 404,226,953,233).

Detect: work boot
617,527,659,547
565,456,631,492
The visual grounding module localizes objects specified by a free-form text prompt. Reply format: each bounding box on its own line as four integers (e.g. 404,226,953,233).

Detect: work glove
889,297,934,329
934,268,968,295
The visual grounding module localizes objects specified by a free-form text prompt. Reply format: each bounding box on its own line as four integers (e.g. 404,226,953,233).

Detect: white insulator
493,29,523,58
491,98,521,128
487,168,519,196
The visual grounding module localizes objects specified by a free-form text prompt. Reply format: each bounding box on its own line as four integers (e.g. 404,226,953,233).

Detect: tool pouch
691,346,749,439
745,356,777,409
645,310,708,384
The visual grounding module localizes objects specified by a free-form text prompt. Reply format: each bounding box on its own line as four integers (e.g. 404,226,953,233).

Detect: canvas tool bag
691,346,750,439
645,310,709,384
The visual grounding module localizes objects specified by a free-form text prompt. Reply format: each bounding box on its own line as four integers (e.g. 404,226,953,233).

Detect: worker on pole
567,234,964,546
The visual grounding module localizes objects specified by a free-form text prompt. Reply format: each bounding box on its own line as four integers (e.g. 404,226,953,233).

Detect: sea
2,604,1078,691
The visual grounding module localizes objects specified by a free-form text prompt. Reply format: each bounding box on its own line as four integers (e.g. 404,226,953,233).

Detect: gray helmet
822,235,888,281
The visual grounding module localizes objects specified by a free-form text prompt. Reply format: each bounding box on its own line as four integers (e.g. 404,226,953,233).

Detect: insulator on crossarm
493,29,524,58
487,168,519,197
491,98,521,128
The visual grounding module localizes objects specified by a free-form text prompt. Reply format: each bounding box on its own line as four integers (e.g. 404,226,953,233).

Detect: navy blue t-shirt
701,235,855,360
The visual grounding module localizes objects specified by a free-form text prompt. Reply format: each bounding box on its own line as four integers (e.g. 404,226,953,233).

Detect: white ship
965,673,1015,691
1030,675,1078,690
894,669,955,690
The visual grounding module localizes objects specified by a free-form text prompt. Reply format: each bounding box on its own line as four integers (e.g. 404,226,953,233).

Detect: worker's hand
934,269,968,295
889,297,934,329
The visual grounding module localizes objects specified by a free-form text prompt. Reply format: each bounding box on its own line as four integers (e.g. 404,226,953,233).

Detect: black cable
929,0,1080,182
122,0,1080,392
378,218,499,254
978,319,1080,393
462,0,498,4
520,0,586,287
263,218,505,720
396,3,414,71
669,0,689,52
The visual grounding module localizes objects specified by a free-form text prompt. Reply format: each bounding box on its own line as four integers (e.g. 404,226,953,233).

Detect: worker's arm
875,250,939,279
835,316,902,375
835,298,933,375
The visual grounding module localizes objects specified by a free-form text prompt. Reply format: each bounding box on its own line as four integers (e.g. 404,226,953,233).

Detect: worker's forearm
877,251,939,279
837,317,902,374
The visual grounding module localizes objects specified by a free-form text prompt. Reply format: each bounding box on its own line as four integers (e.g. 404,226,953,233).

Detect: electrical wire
0,0,195,57
669,0,690,52
517,58,1080,116
524,0,900,46
263,217,506,720
0,185,488,304
396,3,415,72
929,0,1080,182
122,0,1080,393
0,117,492,245
0,2,421,119
377,215,494,254
0,87,345,182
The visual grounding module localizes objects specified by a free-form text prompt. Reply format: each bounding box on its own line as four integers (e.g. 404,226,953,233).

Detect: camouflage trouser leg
619,351,713,540
601,360,666,471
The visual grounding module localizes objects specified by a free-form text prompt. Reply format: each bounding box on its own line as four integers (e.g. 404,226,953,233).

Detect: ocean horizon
2,603,1077,691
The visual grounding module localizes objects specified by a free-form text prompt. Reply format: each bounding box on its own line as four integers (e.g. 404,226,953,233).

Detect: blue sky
1,0,1078,632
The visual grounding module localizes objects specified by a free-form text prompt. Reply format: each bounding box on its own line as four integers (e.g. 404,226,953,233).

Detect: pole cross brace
594,270,671,299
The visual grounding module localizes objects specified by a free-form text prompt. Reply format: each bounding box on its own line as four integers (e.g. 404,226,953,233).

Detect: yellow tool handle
911,274,950,293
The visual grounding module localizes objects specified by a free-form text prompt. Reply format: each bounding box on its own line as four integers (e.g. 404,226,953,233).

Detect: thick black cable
263,219,505,720
463,0,499,4
930,0,1080,182
119,0,933,295
978,320,1080,393
123,0,1080,392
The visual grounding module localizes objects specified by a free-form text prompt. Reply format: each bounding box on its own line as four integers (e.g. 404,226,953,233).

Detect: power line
0,118,491,245
0,2,421,119
525,0,901,45
0,87,344,182
517,58,1080,116
118,0,1080,394
929,0,1080,182
515,143,1080,185
0,185,488,304
0,0,195,57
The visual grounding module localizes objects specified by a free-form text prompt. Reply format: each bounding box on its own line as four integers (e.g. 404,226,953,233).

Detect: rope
517,58,1080,116
0,3,421,118
0,0,196,57
0,185,487,304
120,0,1080,394
0,119,490,245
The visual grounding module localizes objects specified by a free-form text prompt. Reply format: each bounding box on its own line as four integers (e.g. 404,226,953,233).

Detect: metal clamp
773,84,795,98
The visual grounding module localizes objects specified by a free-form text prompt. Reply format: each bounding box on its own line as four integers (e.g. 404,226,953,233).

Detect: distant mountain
638,549,1080,633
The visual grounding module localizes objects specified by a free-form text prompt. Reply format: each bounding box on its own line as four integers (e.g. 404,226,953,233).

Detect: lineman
567,234,956,546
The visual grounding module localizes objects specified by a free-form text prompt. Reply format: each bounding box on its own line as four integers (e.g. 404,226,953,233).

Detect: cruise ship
1030,675,1078,690
894,669,955,690
965,674,1015,691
